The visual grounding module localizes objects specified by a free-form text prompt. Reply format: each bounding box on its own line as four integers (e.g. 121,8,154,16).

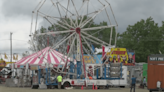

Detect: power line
0,39,10,40
0,39,28,42
12,39,29,42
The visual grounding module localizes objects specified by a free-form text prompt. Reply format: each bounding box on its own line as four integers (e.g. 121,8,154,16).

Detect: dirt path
0,85,149,92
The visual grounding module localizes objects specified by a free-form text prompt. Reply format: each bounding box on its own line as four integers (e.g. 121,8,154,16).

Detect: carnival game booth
11,47,75,88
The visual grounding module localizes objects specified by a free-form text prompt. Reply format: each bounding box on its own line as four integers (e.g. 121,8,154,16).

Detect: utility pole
10,32,12,62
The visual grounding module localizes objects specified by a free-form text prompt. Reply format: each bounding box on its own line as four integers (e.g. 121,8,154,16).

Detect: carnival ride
10,0,128,89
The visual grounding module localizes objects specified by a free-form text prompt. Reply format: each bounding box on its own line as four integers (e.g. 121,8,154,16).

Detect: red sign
112,51,126,55
124,63,135,66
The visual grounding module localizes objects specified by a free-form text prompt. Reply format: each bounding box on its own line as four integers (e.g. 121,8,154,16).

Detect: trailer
61,65,128,88
147,54,164,92
109,66,128,87
30,62,127,89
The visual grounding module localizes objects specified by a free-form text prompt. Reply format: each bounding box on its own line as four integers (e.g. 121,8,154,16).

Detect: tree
22,51,30,57
159,21,164,54
117,17,163,62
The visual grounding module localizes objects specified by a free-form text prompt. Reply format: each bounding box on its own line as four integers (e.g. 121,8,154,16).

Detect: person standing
130,75,136,92
143,77,146,88
57,74,62,89
30,76,33,86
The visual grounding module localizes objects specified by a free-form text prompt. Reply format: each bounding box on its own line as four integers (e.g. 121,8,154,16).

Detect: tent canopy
15,47,75,66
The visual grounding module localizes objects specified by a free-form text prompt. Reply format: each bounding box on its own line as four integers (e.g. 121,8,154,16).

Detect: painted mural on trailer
83,48,135,66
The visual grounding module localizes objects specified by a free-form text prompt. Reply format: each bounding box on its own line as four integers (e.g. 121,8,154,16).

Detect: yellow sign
83,55,96,63
30,66,38,70
107,48,128,64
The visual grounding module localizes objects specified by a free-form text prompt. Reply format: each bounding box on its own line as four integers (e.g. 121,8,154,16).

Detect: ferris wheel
29,0,118,77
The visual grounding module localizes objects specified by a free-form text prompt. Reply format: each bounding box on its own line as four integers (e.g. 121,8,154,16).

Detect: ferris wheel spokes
78,0,88,15
78,2,90,27
61,35,76,71
36,29,75,36
81,25,115,31
51,32,76,49
49,17,75,29
68,16,76,28
81,31,109,46
82,36,102,45
81,35,102,64
37,9,75,30
55,2,78,28
51,33,70,49
38,11,76,29
79,4,109,28
37,13,70,30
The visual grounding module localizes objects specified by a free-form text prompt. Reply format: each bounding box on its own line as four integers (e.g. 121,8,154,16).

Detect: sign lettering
30,66,38,70
112,51,126,55
158,57,164,61
149,57,164,61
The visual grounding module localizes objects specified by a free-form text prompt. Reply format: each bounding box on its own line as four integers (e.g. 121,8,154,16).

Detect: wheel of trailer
63,82,71,89
51,85,55,89
31,85,39,89
105,85,110,89
47,85,51,89
120,86,125,88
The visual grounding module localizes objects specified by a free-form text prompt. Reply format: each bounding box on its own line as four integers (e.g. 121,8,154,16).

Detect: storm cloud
0,0,164,57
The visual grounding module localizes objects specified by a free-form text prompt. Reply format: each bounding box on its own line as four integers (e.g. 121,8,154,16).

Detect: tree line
117,17,164,62
29,17,164,62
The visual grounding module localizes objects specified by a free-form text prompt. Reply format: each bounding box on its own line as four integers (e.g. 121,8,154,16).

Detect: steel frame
29,0,119,85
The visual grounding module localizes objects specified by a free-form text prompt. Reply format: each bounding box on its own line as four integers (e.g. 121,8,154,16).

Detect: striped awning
15,47,75,66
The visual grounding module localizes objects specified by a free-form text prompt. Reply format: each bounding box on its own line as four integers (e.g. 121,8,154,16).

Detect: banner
15,54,18,60
13,54,16,60
4,53,8,59
106,48,135,66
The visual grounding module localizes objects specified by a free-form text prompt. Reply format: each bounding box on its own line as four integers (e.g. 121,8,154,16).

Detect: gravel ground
0,85,150,92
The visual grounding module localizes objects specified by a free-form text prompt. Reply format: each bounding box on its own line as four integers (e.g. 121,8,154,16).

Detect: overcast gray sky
0,0,164,56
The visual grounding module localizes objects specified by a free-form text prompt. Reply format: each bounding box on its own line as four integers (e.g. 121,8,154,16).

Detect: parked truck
147,54,164,92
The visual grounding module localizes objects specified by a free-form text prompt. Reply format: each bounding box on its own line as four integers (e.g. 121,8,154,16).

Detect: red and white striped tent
15,47,75,68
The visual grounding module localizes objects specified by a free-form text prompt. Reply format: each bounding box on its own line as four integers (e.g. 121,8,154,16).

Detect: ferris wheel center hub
76,28,81,34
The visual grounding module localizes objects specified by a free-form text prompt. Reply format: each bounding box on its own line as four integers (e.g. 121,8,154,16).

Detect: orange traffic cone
95,85,97,90
81,85,83,90
92,83,95,90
